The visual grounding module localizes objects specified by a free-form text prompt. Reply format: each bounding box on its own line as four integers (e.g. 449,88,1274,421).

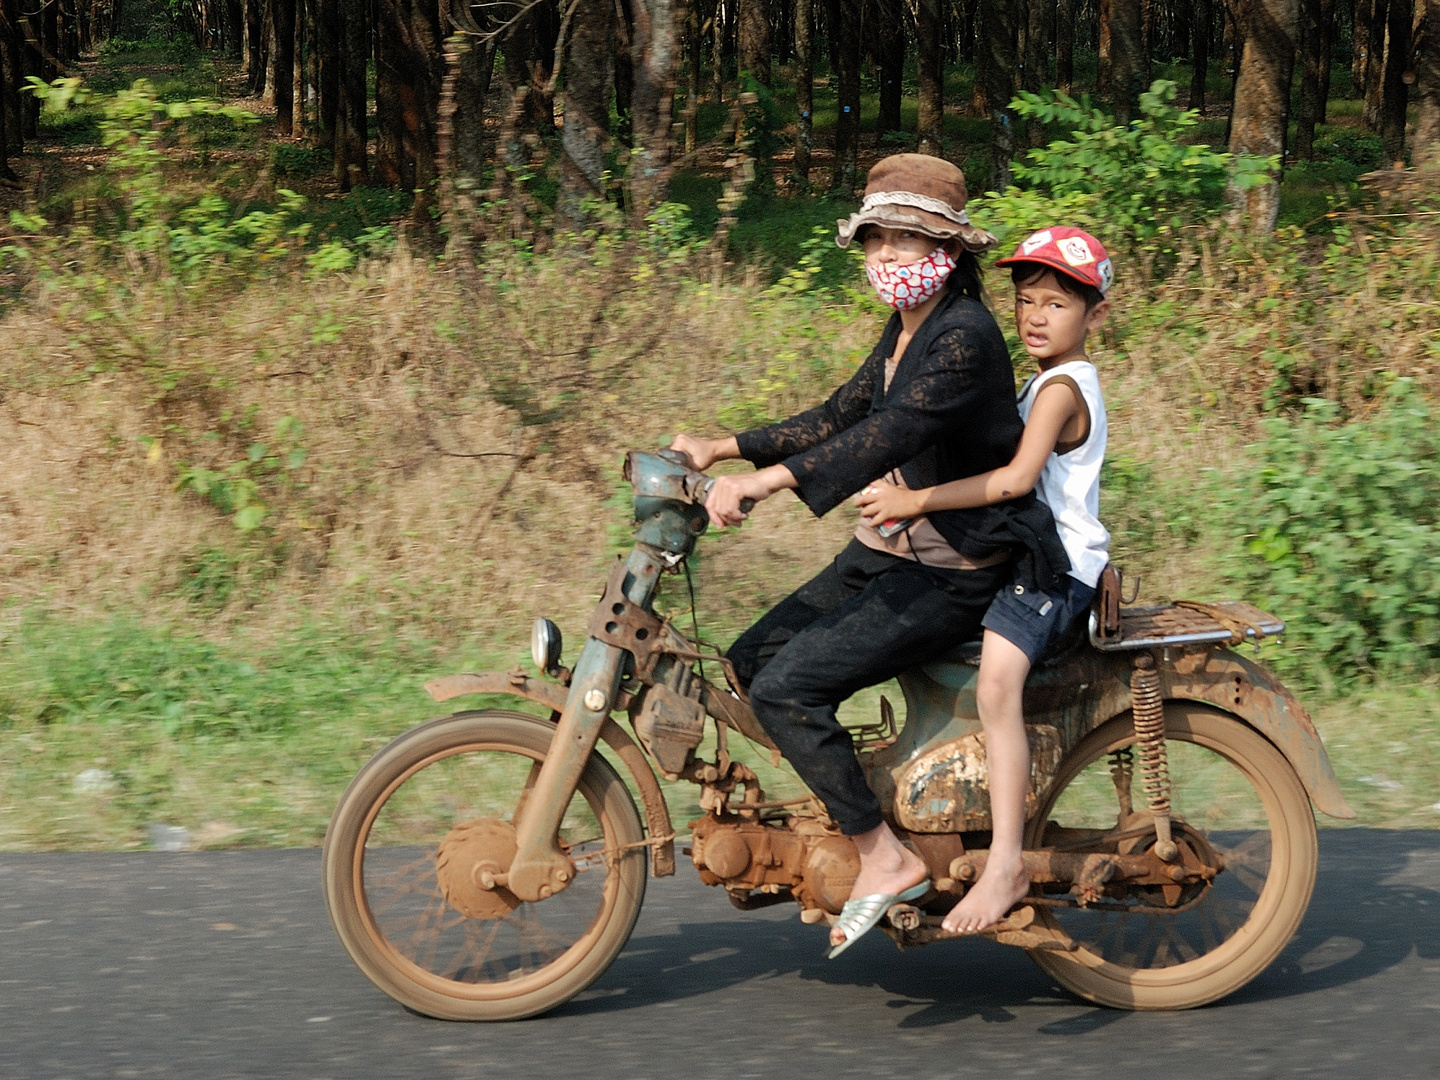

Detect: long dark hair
945,248,984,303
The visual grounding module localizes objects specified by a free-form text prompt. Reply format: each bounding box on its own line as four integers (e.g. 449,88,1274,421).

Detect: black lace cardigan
735,288,1071,589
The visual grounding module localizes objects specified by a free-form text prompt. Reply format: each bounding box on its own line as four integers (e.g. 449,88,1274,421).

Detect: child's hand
853,480,921,526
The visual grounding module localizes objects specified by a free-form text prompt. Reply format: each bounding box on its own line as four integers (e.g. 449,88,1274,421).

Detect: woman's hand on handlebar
705,465,797,528
669,434,740,473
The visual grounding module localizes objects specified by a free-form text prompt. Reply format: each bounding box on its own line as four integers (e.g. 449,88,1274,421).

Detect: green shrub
1233,381,1440,689
985,80,1274,258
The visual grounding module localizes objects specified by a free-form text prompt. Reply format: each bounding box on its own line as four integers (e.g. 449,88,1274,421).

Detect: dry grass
3,208,1440,848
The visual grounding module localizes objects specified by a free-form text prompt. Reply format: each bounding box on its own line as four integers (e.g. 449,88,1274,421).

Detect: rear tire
1026,703,1318,1010
323,710,647,1020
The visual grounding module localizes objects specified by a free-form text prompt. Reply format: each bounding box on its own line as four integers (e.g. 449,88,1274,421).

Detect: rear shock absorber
1131,653,1178,862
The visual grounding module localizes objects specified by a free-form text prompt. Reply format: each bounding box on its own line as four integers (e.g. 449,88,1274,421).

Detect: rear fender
1160,648,1355,820
424,672,676,875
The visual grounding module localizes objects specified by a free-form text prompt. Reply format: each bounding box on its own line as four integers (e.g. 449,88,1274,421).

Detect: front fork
505,547,666,902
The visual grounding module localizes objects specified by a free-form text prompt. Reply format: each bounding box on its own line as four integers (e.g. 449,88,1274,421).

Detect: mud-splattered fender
424,672,677,874
1159,648,1354,819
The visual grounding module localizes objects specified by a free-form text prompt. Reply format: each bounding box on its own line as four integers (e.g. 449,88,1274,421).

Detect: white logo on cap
1097,258,1113,294
1058,236,1095,266
1020,230,1053,256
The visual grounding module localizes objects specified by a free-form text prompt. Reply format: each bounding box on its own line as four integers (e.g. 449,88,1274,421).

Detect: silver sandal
826,879,931,959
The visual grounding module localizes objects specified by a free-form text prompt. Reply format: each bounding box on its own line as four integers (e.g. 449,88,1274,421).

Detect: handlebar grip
739,498,756,514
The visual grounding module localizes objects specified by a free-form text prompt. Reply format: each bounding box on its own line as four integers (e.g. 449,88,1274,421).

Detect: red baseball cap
995,226,1113,296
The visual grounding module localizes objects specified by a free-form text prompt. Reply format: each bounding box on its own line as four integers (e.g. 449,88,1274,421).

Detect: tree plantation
2,0,1439,231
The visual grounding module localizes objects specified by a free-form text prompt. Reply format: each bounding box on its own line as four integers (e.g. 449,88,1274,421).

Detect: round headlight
531,617,563,673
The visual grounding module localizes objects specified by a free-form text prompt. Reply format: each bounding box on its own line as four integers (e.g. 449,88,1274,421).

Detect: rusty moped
322,449,1353,1019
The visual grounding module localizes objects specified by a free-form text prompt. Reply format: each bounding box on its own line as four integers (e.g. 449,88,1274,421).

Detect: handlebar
656,449,755,515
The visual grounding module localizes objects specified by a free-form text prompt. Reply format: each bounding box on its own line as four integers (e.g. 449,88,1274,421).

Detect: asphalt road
2,830,1439,1080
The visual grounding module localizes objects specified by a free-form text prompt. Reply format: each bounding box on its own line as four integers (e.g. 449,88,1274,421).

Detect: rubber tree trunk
502,3,558,133
711,0,725,101
1109,0,1145,121
1415,1,1440,170
273,0,295,135
978,0,1019,189
1174,0,1192,55
1227,0,1297,233
0,51,13,184
1190,0,1211,108
684,0,700,153
827,0,862,192
1056,0,1076,92
877,0,905,137
793,0,814,181
1380,0,1413,162
317,0,339,148
1295,0,1333,157
737,0,771,84
226,0,244,55
374,0,405,188
1098,0,1111,93
451,31,496,190
376,0,444,215
1362,0,1389,130
1,0,24,156
303,0,318,128
559,0,616,225
337,0,368,189
1353,0,1372,89
916,0,944,152
616,0,634,141
21,0,41,138
246,0,265,92
628,0,683,216
1020,0,1047,95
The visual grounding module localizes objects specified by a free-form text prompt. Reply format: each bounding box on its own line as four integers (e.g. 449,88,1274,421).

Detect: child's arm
855,381,1081,524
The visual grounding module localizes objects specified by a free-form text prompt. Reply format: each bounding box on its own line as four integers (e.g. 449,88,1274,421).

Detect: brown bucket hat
835,154,997,253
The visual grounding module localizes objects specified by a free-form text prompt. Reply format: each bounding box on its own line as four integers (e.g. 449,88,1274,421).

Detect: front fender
424,672,677,874
1161,649,1355,820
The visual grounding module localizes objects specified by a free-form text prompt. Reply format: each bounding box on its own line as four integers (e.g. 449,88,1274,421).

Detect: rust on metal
1129,653,1178,861
426,671,569,711
892,724,1063,833
1161,648,1354,819
435,819,521,920
420,671,676,877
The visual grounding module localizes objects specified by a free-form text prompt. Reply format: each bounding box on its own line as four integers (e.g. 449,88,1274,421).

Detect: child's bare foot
828,838,929,949
942,857,1029,934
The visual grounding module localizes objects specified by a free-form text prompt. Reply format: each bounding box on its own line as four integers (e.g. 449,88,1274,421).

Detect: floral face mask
865,246,956,310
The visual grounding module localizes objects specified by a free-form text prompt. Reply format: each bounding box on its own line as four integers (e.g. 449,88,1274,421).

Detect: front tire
1026,702,1318,1010
323,710,647,1020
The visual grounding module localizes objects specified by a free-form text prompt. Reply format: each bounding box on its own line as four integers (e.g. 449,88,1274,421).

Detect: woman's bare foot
829,824,930,948
942,856,1029,934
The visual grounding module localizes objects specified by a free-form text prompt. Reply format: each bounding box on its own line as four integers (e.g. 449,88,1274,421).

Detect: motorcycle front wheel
323,709,647,1020
1026,702,1318,1010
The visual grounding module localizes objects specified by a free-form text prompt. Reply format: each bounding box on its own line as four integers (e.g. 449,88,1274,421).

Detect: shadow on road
556,829,1440,1028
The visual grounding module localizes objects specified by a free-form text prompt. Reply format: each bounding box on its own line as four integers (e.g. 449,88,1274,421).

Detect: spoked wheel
1025,702,1318,1010
323,710,647,1020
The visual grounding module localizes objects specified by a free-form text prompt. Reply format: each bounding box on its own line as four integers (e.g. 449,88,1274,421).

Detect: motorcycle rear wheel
1026,702,1318,1010
323,709,647,1020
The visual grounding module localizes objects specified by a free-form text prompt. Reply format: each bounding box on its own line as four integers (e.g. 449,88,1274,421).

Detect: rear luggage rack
1089,599,1286,652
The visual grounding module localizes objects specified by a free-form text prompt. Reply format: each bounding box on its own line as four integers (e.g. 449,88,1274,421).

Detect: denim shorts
981,574,1097,665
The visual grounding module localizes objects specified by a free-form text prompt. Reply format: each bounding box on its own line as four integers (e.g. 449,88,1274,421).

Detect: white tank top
1017,360,1110,588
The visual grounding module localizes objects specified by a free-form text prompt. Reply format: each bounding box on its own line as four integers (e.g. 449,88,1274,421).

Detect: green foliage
1,612,435,738
12,78,379,285
987,81,1275,255
179,548,242,609
171,416,308,533
1232,381,1440,689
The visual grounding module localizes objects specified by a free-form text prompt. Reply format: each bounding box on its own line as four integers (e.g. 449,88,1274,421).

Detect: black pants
728,539,1011,836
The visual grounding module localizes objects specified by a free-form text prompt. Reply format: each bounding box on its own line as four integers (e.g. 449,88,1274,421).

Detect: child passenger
855,227,1114,934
